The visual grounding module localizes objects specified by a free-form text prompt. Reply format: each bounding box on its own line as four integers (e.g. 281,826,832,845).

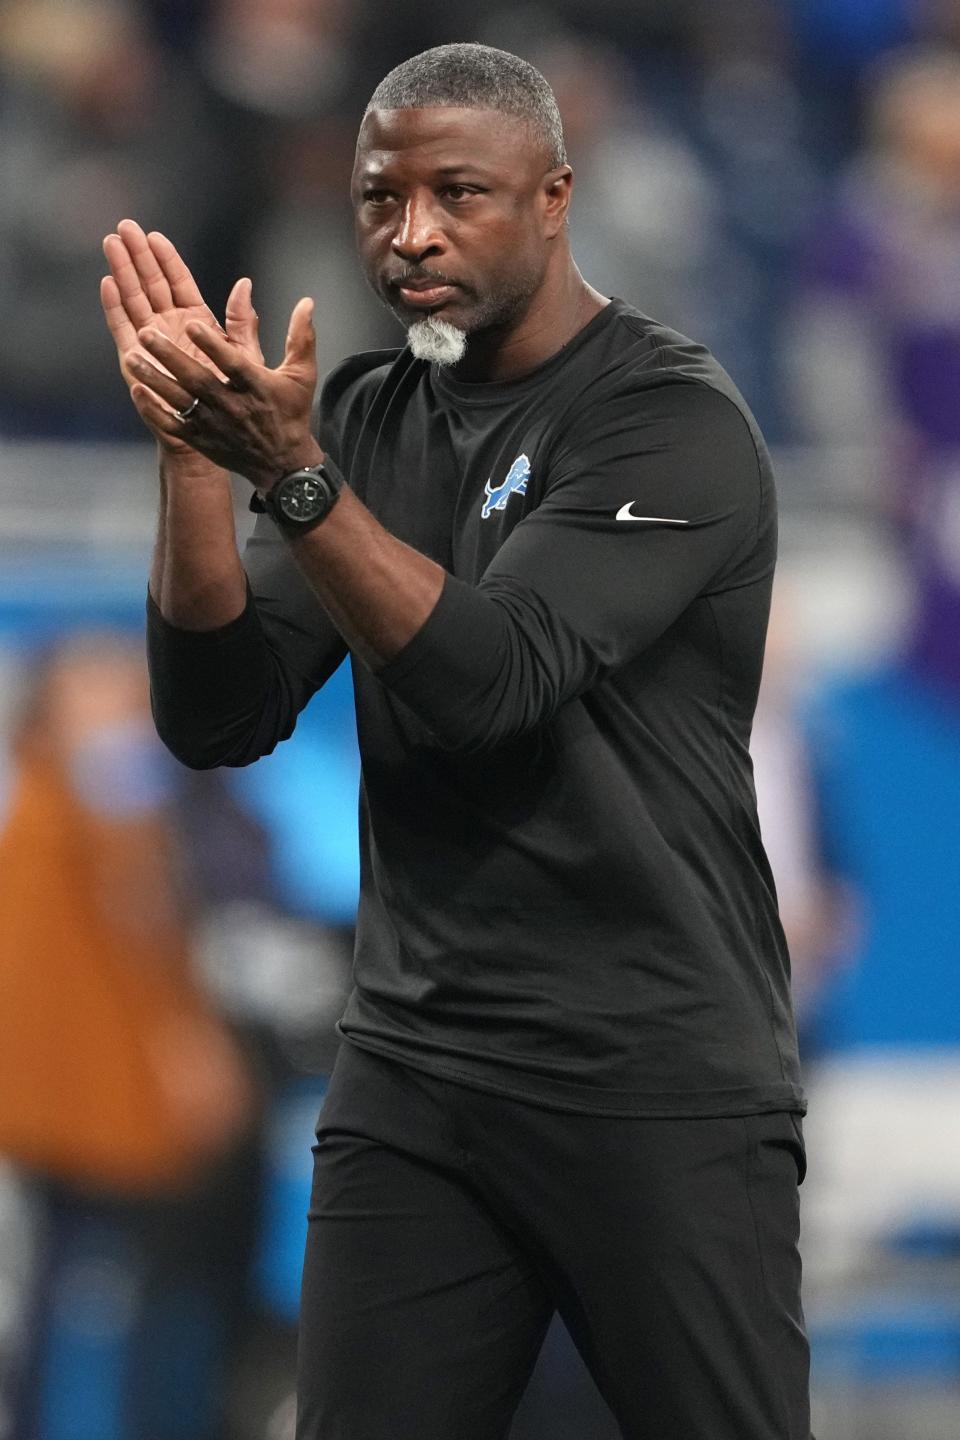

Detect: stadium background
2,1,960,1436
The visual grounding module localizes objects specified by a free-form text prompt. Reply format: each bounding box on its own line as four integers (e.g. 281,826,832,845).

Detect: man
101,42,811,1440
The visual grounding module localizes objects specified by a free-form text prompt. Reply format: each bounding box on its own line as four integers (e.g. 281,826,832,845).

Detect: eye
442,184,482,202
362,189,394,206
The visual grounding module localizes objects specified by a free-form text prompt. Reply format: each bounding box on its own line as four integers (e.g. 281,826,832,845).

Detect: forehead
354,106,541,179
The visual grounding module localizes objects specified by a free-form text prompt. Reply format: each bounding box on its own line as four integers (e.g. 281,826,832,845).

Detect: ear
541,166,573,238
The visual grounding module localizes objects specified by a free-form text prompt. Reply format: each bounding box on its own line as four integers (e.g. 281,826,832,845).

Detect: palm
102,221,261,448
115,303,226,399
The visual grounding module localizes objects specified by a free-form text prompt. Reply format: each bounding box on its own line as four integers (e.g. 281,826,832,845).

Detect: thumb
224,277,263,363
282,297,316,375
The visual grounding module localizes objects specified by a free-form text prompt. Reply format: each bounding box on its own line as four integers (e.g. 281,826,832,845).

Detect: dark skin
101,107,607,659
353,106,604,381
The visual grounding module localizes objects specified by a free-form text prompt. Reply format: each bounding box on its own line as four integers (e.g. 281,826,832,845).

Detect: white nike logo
615,504,690,524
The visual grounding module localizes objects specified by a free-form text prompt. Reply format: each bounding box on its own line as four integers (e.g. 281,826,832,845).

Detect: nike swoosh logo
615,504,690,524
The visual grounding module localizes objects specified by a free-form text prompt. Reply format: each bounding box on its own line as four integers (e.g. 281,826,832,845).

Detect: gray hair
367,43,567,168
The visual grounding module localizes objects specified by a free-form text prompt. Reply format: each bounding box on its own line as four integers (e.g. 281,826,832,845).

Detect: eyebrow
356,160,494,182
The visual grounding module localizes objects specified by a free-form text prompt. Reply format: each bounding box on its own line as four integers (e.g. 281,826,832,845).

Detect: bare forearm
130,314,442,654
286,486,445,668
153,452,247,630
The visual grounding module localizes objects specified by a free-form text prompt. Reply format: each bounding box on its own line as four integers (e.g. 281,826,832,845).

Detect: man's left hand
127,296,323,491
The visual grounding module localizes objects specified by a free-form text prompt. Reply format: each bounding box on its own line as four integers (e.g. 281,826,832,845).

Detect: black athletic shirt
148,298,805,1118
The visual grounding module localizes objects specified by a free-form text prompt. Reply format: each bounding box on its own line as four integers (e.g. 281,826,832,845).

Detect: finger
103,232,154,329
100,274,140,356
138,326,227,400
126,350,197,414
225,278,264,363
146,229,206,309
281,297,317,375
183,319,260,392
130,383,190,440
117,218,174,313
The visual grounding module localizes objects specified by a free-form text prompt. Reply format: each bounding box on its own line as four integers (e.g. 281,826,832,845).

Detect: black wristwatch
249,459,344,535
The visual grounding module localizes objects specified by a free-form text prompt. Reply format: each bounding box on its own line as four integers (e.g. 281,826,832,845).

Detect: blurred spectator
786,44,960,1287
198,0,361,122
787,44,960,691
534,34,722,344
781,0,914,171
0,634,255,1440
191,0,389,377
0,0,234,437
750,583,855,1031
786,45,960,458
0,634,252,1190
689,0,819,438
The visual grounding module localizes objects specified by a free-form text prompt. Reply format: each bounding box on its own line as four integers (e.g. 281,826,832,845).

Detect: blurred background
1,1,960,1436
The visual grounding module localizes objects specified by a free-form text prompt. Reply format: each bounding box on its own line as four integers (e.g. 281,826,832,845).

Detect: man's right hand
100,219,263,459
102,221,251,628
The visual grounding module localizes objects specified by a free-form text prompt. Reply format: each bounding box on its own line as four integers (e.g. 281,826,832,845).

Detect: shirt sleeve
146,354,396,769
147,513,347,769
376,380,771,752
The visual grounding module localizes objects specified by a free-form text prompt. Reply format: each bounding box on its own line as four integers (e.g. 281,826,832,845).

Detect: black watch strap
249,459,344,534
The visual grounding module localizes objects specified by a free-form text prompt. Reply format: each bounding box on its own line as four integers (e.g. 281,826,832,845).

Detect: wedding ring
175,397,200,421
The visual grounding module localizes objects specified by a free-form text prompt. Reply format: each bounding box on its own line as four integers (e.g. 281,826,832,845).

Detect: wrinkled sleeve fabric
377,380,768,752
147,512,347,770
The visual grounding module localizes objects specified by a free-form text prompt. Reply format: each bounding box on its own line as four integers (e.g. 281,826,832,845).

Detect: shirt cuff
146,583,273,728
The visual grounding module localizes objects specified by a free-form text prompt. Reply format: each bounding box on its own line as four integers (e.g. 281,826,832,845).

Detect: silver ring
175,397,200,421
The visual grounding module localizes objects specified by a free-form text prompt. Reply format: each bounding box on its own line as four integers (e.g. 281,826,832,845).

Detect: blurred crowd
3,1,960,1437
3,0,960,444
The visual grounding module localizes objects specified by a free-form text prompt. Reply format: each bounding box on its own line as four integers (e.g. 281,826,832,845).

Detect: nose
391,195,445,264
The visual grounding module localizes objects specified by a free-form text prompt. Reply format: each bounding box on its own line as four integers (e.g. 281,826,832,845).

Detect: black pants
297,1044,811,1440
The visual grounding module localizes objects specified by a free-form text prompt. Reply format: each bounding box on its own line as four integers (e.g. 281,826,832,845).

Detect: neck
450,264,608,383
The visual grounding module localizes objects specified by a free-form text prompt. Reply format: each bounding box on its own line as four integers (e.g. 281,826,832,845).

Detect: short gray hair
367,43,567,168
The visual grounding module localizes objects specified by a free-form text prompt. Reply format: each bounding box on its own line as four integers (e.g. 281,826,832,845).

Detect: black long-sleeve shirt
148,299,804,1117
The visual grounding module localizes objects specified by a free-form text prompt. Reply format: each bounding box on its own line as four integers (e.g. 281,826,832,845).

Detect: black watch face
277,470,328,523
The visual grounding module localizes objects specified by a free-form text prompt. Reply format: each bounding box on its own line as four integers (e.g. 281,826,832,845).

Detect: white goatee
407,316,467,366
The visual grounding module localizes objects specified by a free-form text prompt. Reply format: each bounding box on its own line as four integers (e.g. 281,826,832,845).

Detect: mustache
385,268,465,290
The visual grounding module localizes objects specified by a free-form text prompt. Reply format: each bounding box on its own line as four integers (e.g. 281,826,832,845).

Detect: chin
406,316,468,366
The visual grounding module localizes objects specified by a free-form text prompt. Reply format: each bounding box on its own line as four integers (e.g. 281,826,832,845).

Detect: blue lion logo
481,454,531,520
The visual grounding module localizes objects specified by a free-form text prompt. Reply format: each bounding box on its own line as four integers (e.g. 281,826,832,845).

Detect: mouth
399,283,457,308
387,274,461,310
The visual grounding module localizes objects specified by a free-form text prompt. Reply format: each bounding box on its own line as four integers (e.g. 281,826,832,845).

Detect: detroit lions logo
481,454,531,520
